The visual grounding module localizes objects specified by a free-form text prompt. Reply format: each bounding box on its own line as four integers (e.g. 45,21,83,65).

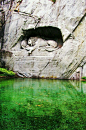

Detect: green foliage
0,68,15,77
82,76,86,80
51,0,56,3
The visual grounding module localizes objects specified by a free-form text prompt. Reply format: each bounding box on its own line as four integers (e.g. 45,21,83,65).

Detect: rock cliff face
0,0,86,79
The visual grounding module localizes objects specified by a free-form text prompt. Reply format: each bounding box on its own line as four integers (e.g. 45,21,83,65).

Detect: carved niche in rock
17,26,63,54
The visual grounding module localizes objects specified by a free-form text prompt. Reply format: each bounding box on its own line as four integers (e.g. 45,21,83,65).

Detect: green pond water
0,78,86,130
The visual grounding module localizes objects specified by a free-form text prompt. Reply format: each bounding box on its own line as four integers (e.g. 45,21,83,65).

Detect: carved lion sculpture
21,37,58,54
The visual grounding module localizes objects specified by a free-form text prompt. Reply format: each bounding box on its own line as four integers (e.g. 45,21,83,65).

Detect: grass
0,68,15,77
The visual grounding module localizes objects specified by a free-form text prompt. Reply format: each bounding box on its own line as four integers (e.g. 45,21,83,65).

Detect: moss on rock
0,68,15,77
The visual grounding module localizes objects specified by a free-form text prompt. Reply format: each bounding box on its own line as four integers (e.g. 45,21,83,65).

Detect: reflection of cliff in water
0,78,86,130
69,80,86,93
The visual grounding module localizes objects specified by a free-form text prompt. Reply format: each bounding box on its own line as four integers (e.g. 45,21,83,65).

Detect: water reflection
0,78,86,130
69,80,86,93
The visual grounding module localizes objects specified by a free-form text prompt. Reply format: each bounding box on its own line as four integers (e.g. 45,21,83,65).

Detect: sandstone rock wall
0,0,86,79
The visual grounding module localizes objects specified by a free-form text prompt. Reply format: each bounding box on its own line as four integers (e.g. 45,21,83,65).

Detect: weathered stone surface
3,0,85,49
0,0,86,79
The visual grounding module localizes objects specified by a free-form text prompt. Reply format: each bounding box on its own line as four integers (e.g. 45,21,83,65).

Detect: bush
82,77,86,80
0,68,15,77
